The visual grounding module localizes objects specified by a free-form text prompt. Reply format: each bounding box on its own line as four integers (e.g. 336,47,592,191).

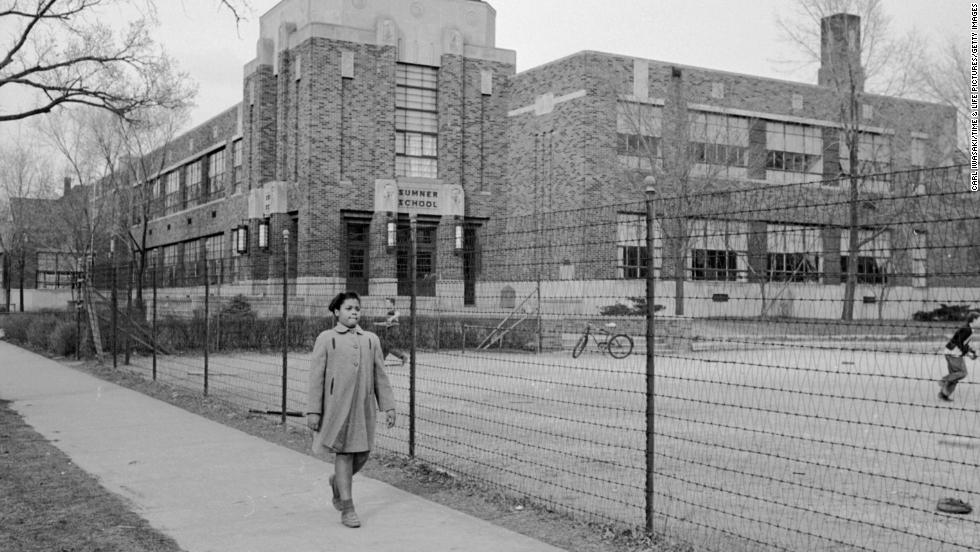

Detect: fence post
644,183,658,533
203,249,209,397
281,228,290,426
408,214,417,458
124,258,133,365
152,252,157,382
111,237,117,368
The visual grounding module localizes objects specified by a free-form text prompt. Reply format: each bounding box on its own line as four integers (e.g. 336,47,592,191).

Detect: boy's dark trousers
940,354,968,397
381,325,407,362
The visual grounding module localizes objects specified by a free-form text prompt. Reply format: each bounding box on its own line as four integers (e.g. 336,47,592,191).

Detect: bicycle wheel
571,334,588,358
607,334,633,359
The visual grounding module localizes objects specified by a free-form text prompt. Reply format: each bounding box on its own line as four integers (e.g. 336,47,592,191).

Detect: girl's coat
306,324,396,454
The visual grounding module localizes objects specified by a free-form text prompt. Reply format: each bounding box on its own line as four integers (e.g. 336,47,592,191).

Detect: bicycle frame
572,323,633,359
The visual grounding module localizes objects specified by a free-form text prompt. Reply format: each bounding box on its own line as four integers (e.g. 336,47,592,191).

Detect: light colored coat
306,324,395,454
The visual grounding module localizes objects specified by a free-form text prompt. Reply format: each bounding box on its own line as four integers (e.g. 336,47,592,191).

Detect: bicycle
571,322,633,359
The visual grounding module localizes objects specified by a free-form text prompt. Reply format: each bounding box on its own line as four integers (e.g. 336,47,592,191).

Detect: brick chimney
63,176,71,197
818,13,864,92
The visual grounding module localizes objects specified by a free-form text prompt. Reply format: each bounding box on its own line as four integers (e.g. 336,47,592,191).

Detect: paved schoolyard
120,341,980,551
0,341,565,552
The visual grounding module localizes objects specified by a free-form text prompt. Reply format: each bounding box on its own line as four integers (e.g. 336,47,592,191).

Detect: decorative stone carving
374,179,398,213
377,19,397,46
445,29,463,55
447,185,464,217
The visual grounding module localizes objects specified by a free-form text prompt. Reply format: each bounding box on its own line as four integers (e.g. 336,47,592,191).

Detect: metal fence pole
111,238,117,368
281,228,290,426
74,277,81,360
152,253,157,382
203,250,209,397
408,214,417,458
644,183,657,533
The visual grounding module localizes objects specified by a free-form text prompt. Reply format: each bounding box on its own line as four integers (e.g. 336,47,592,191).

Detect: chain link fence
72,165,979,551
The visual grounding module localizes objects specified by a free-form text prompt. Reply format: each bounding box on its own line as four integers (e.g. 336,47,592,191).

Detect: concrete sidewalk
0,342,565,552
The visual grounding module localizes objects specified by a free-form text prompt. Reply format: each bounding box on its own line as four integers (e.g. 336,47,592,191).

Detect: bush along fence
13,165,978,551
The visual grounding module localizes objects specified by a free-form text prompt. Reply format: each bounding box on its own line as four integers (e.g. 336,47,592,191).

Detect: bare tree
38,107,123,266
777,0,920,320
618,69,746,316
0,0,254,123
913,36,971,152
0,130,57,310
116,105,188,313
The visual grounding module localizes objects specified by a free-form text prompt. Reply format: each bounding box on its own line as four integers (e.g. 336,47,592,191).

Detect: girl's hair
967,311,980,324
328,291,361,312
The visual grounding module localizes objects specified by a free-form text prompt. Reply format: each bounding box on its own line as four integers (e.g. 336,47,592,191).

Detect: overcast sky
151,0,965,131
0,0,968,138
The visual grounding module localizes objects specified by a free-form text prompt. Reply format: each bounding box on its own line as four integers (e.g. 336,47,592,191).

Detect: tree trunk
841,85,861,322
841,172,860,321
672,241,687,316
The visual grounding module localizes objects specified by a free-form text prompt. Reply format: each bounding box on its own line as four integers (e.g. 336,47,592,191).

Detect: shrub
26,315,59,350
913,304,978,322
0,313,32,344
599,296,664,316
48,319,79,357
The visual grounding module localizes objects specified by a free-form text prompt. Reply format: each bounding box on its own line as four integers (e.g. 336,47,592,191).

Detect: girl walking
307,291,396,528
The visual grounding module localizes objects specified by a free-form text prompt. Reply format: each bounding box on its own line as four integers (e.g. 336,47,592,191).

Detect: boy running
938,311,980,402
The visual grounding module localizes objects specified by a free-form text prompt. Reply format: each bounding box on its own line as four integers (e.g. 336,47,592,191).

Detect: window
618,134,661,158
765,122,822,182
616,213,661,279
164,171,180,214
617,102,663,172
692,249,738,281
688,219,747,281
839,229,890,285
150,178,163,218
183,240,200,284
766,224,821,282
840,132,891,175
36,251,80,289
208,149,226,198
691,142,747,167
688,113,750,178
227,229,245,283
186,160,202,207
162,244,179,287
204,235,223,284
232,139,243,194
396,64,438,178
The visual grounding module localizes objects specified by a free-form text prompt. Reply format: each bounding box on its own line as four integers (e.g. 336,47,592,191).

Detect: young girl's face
334,298,361,328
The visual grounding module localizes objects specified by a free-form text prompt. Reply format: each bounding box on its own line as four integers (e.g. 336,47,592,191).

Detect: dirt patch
61,359,686,552
0,398,185,552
